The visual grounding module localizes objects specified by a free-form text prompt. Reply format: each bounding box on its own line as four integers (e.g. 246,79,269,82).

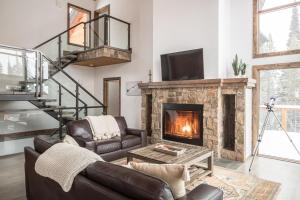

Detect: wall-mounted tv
161,48,204,81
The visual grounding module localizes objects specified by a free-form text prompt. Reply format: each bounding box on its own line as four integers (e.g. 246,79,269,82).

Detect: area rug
186,166,280,200
112,159,280,200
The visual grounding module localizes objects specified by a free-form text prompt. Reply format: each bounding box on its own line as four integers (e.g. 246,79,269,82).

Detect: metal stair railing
41,54,106,114
34,14,131,51
0,14,131,137
0,44,39,96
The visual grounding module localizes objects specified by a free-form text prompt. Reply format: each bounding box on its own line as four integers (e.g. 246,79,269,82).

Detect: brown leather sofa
66,116,147,161
24,136,223,200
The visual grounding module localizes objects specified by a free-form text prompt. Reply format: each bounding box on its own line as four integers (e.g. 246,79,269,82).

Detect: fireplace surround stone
139,78,256,162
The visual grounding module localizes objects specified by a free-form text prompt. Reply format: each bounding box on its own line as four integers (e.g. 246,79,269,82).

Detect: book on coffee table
153,144,186,156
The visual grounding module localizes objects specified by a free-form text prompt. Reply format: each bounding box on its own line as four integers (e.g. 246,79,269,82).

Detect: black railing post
35,51,39,97
39,53,43,97
58,108,63,140
104,15,109,46
83,23,87,50
128,24,131,50
75,84,79,120
22,51,28,91
84,105,88,116
58,36,62,66
58,84,62,106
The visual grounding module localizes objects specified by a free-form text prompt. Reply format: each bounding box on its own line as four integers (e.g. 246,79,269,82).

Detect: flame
165,111,200,139
182,123,192,133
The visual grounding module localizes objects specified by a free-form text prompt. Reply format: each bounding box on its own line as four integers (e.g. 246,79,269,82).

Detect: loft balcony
75,46,131,67
35,14,132,68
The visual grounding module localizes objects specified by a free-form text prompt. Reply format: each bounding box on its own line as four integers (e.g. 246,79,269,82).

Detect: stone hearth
139,78,256,162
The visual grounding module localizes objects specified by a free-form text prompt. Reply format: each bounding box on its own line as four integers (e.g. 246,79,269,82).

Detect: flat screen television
161,49,204,81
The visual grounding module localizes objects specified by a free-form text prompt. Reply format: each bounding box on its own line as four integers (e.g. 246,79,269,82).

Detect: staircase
0,14,131,138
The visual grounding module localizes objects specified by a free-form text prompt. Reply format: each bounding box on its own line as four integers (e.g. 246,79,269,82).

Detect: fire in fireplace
162,103,203,146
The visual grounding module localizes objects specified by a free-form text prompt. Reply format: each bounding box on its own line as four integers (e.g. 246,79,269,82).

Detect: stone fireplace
162,103,203,146
139,78,256,162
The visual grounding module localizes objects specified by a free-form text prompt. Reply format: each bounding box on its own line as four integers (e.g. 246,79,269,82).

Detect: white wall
218,0,231,78
153,0,219,81
228,0,300,77
0,0,96,48
95,0,153,128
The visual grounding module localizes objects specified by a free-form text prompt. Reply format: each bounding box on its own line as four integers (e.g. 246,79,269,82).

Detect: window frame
67,3,91,47
253,0,300,58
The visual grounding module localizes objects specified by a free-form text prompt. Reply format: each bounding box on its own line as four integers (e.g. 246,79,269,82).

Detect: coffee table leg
208,152,214,176
127,155,133,163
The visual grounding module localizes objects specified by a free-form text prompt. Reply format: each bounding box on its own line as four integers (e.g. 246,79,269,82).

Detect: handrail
108,15,130,25
42,54,105,107
56,65,105,107
259,104,300,130
0,44,36,53
0,51,26,58
34,22,85,49
259,104,300,109
0,105,103,113
51,77,87,107
34,14,130,49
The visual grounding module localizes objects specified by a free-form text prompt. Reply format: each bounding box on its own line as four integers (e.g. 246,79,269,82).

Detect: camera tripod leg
272,112,300,157
249,111,271,172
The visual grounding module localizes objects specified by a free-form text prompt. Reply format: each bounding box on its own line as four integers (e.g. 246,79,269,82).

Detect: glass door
258,67,300,161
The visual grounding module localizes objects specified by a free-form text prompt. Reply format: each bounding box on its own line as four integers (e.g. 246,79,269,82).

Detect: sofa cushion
114,116,128,136
96,137,121,154
86,162,175,200
34,135,60,154
66,120,93,141
121,135,141,149
129,162,190,199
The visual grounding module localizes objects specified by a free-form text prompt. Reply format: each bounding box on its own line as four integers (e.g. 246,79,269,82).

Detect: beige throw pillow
63,135,79,146
129,162,190,199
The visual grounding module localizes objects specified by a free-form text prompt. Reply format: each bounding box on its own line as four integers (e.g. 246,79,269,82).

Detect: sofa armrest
34,135,60,154
126,128,147,147
73,136,96,152
181,184,223,200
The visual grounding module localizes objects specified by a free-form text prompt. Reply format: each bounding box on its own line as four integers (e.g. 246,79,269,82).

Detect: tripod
249,102,300,172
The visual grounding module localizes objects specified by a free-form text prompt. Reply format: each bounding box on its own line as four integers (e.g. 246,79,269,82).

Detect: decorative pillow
63,135,79,146
129,162,190,199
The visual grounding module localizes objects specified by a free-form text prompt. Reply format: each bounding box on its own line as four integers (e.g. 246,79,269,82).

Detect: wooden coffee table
127,140,214,180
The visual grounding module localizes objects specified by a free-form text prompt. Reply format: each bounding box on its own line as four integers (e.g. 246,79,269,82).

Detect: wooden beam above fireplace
139,78,256,89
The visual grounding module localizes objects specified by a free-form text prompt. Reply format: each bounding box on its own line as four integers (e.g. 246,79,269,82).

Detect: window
253,0,300,57
68,4,91,47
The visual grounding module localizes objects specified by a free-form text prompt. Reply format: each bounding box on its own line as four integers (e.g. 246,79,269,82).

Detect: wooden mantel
139,78,256,89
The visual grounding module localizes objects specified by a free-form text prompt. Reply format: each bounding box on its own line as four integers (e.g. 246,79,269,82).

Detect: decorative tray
153,144,186,156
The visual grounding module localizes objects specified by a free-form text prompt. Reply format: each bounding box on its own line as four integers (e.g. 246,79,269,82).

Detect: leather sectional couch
24,136,223,200
66,116,147,161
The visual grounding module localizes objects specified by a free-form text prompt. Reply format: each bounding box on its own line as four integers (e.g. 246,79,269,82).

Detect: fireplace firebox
162,103,203,146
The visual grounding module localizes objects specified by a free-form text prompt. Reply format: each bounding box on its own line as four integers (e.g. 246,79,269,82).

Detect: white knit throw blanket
85,115,121,140
35,143,104,192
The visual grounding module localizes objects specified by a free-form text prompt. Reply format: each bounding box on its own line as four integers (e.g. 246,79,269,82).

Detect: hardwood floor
0,153,300,200
0,153,26,200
